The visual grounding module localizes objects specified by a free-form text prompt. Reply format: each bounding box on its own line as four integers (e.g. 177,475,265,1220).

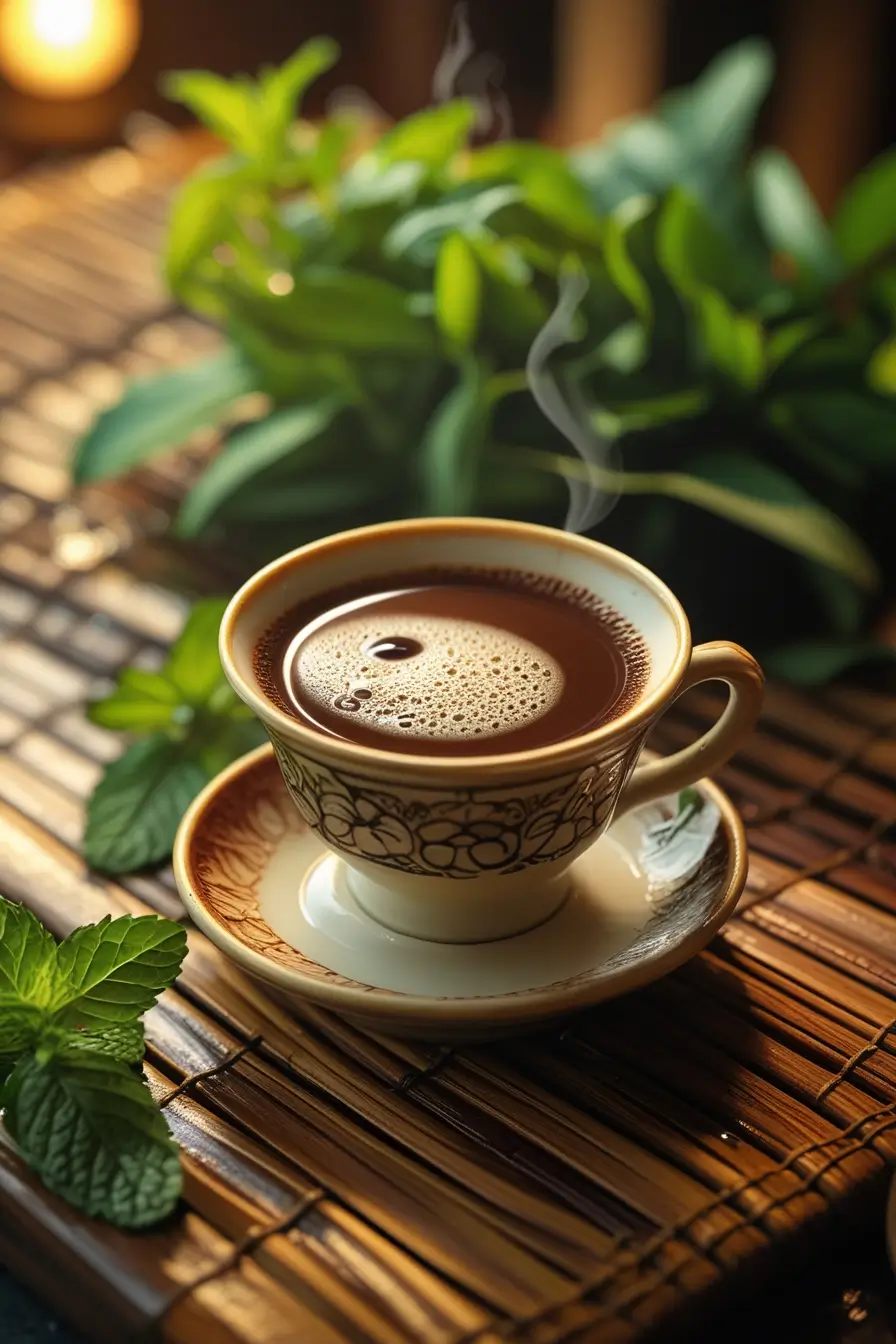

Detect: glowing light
267,271,295,296
0,0,140,99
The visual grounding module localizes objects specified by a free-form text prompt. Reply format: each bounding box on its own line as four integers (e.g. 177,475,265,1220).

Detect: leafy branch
69,37,896,680
0,897,186,1229
84,598,264,873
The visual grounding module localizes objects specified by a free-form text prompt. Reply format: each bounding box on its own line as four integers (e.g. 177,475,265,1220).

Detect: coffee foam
291,613,564,742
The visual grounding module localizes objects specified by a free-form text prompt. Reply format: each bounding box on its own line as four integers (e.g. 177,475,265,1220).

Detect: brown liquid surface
255,569,649,757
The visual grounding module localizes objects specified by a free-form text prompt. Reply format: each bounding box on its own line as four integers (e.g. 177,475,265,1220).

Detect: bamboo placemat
1,142,896,1344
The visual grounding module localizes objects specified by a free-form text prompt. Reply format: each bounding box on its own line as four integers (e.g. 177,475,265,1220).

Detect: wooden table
2,143,896,1344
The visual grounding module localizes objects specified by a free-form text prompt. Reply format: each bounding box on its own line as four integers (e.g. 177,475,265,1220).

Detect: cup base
342,863,572,944
290,826,654,995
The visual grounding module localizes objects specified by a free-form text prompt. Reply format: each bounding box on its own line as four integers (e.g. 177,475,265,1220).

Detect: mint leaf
82,593,269,873
53,914,187,1030
62,1022,146,1065
4,1053,182,1228
83,735,209,873
175,399,342,539
163,598,229,704
72,350,257,486
0,1004,45,1058
88,668,182,734
195,717,266,779
0,896,58,1008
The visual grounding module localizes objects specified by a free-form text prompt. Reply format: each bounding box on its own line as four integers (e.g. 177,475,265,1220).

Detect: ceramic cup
219,518,763,943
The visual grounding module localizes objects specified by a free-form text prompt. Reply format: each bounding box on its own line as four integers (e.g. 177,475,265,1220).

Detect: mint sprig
0,895,187,1229
84,597,265,874
4,1054,181,1229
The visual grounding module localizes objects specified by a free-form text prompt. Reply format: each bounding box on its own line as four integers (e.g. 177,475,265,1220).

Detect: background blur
0,0,893,211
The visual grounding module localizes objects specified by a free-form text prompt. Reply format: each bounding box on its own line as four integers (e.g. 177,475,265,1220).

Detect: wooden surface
1,144,896,1344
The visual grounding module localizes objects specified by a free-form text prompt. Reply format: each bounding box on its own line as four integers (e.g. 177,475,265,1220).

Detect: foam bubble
292,613,563,742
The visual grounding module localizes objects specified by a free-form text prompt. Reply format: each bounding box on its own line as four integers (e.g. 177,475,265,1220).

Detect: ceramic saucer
174,746,746,1040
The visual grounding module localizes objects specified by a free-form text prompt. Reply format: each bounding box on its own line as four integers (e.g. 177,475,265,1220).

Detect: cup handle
615,641,764,818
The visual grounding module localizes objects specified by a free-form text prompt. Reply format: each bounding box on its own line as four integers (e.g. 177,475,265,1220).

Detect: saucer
174,746,746,1040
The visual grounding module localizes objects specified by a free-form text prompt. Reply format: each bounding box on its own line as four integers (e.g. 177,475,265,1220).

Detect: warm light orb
0,0,140,98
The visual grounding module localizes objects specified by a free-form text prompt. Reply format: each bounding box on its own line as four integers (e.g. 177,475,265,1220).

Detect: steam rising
526,271,620,534
433,2,513,140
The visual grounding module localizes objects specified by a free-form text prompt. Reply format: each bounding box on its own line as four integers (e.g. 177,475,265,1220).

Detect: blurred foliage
73,38,896,679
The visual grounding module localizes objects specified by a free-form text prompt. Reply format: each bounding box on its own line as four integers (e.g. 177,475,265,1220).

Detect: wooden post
775,0,884,215
367,0,454,120
553,0,666,147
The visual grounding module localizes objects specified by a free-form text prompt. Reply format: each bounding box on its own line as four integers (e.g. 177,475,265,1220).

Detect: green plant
84,597,265,872
72,37,896,680
0,896,186,1228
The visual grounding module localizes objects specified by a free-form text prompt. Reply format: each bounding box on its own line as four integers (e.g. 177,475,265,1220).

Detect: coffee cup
219,518,763,943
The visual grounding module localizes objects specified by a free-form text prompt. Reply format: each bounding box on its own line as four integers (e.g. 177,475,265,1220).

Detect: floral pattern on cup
267,728,642,879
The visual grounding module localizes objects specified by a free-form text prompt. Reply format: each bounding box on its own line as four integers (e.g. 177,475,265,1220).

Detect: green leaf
83,735,208,874
0,1005,44,1058
164,599,229,702
222,474,380,522
833,149,896,267
571,119,684,217
163,160,247,312
176,397,342,537
383,184,521,263
162,70,260,154
658,188,777,307
467,142,601,242
603,201,653,327
519,447,878,590
769,390,896,473
683,451,877,586
72,349,257,486
338,158,424,211
228,320,360,402
665,38,772,161
750,149,842,285
63,1023,146,1065
376,100,475,166
52,914,186,1031
434,233,481,352
230,266,435,353
87,669,182,734
766,318,824,372
0,896,58,1009
468,236,550,353
764,641,896,687
309,117,355,190
420,359,489,515
869,338,896,395
693,289,765,390
572,39,773,226
194,719,267,780
598,387,709,432
256,38,340,158
4,1052,181,1229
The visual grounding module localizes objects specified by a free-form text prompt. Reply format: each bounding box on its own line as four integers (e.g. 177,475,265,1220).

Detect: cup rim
219,517,692,777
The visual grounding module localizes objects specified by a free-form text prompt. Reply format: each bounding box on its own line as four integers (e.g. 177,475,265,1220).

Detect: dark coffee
255,569,649,757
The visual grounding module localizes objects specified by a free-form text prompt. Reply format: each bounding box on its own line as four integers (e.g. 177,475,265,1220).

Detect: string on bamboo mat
164,1186,327,1315
739,810,896,912
742,709,896,827
156,1034,263,1108
815,1014,896,1103
455,1099,896,1343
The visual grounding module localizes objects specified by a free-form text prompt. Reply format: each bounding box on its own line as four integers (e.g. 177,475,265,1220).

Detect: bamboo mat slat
0,142,895,1344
